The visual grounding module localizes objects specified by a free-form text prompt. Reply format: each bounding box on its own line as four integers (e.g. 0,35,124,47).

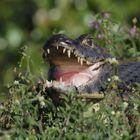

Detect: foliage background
0,0,140,90
0,0,140,139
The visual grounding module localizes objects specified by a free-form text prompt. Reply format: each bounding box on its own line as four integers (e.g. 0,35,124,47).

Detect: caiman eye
81,37,95,48
85,39,92,46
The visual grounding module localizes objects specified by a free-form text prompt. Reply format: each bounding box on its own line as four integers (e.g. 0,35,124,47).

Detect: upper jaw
43,34,102,66
43,33,112,68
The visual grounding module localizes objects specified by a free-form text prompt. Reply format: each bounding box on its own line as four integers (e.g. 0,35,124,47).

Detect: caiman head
43,34,111,91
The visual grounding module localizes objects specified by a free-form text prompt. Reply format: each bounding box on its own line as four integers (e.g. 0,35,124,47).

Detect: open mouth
43,34,104,88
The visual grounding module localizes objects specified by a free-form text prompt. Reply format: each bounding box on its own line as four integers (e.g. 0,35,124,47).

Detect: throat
55,65,87,81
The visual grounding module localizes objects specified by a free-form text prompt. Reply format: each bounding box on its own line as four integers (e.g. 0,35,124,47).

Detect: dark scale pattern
119,62,140,86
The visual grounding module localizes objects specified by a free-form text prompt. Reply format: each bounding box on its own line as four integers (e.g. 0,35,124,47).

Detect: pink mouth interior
54,64,101,87
55,71,79,81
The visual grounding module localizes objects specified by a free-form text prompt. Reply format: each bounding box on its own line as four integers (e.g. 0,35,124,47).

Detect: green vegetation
0,73,140,139
0,0,140,139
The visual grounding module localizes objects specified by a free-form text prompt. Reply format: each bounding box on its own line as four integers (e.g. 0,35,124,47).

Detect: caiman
42,34,140,100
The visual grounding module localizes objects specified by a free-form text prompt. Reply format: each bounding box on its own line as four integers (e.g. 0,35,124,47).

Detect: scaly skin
43,34,140,95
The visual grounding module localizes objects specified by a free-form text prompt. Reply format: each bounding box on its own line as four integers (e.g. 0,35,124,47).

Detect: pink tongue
55,71,79,81
56,70,93,87
65,72,92,87
55,63,102,87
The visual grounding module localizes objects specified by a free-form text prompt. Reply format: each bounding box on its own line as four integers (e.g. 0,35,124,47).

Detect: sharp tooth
60,77,63,83
47,49,50,54
86,61,92,65
80,58,84,65
77,57,80,62
45,80,52,87
74,51,78,57
56,46,59,50
72,79,75,85
67,50,71,58
63,48,66,53
45,80,49,85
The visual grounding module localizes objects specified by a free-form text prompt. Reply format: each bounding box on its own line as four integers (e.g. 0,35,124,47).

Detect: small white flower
14,80,19,85
123,102,128,109
0,105,4,109
15,99,20,105
134,103,138,110
103,118,108,124
40,101,46,107
112,24,119,33
106,58,119,65
92,103,100,112
108,78,111,81
116,111,121,117
111,111,115,115
112,75,120,81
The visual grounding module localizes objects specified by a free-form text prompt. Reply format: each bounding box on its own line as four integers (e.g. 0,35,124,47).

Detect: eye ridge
82,39,94,48
78,34,95,48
